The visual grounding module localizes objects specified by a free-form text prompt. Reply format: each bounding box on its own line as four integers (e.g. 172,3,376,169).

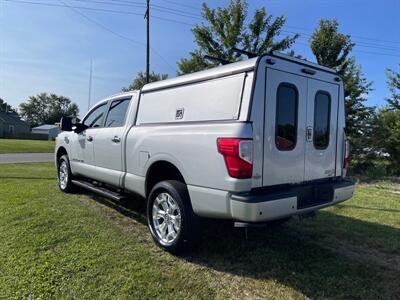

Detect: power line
158,1,400,46
68,0,145,8
3,0,400,60
3,0,200,20
291,32,400,53
56,0,176,70
152,15,193,26
76,0,400,47
3,0,144,16
151,3,202,18
152,7,201,20
285,24,400,45
158,0,200,12
285,29,400,51
69,0,202,19
295,41,400,58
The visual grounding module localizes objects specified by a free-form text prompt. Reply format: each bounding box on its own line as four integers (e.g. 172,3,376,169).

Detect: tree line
3,0,399,176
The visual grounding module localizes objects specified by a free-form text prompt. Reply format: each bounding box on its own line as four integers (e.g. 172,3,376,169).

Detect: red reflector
344,157,350,169
217,138,253,179
344,139,350,169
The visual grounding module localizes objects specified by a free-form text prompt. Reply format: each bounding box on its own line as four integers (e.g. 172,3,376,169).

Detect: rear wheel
57,155,75,193
147,180,200,254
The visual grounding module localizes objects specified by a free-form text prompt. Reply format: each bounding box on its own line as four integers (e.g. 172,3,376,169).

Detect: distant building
0,111,30,138
31,124,61,139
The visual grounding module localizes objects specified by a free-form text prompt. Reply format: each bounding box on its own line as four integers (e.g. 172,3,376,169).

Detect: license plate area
297,184,334,209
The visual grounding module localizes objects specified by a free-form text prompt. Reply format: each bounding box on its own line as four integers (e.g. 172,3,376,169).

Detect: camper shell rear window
275,83,298,151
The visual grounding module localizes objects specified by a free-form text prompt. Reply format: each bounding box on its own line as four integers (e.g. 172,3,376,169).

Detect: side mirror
73,123,88,134
60,116,73,131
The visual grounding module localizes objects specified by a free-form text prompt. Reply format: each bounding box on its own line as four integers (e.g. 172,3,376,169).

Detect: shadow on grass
82,190,400,299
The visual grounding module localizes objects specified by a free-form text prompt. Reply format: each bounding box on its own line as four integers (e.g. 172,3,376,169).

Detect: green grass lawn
0,163,399,299
0,139,55,154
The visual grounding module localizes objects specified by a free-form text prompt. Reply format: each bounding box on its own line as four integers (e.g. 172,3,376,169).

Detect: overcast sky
1,0,399,117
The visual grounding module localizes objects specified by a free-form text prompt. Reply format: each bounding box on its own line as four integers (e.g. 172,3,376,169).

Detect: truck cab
56,52,354,253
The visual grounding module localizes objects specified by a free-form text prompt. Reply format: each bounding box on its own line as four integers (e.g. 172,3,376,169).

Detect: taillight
344,139,350,169
217,138,253,179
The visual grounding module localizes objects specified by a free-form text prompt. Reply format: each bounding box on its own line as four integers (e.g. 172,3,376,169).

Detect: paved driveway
0,153,54,164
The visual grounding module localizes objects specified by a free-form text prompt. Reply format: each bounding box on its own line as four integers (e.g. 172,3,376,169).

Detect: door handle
111,136,121,143
306,127,313,142
87,136,93,142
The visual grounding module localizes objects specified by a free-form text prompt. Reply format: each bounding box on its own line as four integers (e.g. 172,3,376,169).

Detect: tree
310,19,374,160
19,93,79,127
371,66,400,175
375,108,400,175
0,98,16,112
122,71,168,91
178,0,298,74
386,65,400,110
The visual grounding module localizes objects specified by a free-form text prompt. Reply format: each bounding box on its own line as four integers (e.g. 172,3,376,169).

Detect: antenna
231,47,257,58
87,59,93,111
145,0,150,83
204,55,231,65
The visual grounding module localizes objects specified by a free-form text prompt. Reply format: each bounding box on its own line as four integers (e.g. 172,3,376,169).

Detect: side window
313,91,331,149
275,83,298,151
83,103,107,128
105,99,130,127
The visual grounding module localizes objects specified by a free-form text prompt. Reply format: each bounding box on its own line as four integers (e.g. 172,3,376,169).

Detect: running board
71,179,126,201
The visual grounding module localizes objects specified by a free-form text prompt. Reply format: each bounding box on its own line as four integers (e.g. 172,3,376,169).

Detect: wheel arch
145,160,187,197
56,146,68,163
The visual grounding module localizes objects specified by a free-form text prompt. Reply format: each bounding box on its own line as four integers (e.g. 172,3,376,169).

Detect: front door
70,102,108,178
304,79,339,181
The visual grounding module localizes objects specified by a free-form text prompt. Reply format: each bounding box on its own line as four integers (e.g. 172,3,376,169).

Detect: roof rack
203,55,231,65
231,47,258,58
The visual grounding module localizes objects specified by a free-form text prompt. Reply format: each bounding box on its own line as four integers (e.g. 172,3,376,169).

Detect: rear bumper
229,179,355,222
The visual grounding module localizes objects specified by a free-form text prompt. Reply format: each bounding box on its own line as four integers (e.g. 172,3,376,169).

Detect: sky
1,0,400,117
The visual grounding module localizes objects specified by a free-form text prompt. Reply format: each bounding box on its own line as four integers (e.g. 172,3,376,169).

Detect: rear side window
275,83,298,151
313,91,331,149
105,99,130,127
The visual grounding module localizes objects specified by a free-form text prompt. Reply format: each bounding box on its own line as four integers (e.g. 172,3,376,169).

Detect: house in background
0,111,30,138
31,124,61,139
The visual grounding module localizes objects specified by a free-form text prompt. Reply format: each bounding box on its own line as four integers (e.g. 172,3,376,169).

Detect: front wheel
147,180,200,254
57,155,75,193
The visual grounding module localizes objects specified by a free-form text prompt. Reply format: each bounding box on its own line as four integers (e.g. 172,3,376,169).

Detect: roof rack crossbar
231,47,258,58
203,55,231,65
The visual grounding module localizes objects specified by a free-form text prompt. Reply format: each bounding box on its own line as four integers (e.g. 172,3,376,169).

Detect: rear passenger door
93,98,132,186
263,69,307,186
304,79,339,181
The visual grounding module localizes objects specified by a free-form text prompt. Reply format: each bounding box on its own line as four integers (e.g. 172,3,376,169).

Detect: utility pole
145,0,150,83
88,59,93,111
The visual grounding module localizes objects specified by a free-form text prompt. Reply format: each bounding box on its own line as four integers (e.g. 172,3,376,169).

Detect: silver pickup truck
56,52,355,253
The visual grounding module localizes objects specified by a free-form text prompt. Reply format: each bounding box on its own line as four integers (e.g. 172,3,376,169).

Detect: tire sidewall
57,155,73,192
147,181,193,253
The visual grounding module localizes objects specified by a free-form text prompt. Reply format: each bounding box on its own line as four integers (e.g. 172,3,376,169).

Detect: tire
57,155,75,193
147,180,200,254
